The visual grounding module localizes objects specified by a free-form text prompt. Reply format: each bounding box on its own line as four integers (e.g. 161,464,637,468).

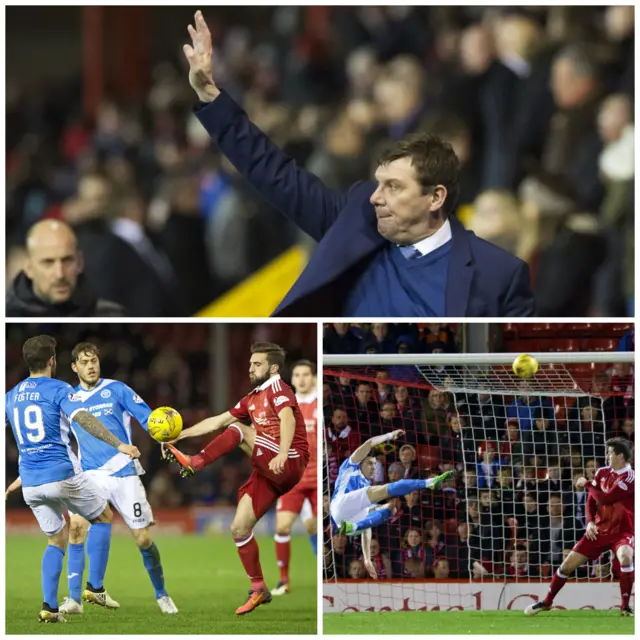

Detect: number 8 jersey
6,377,85,487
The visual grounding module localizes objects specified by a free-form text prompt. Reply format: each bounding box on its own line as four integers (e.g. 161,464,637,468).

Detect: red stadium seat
416,444,441,470
444,518,458,535
581,338,617,351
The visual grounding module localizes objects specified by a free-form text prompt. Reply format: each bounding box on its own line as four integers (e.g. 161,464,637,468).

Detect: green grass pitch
324,610,634,635
6,534,316,635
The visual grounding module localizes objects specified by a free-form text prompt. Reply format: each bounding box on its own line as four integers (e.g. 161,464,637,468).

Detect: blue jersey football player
330,429,453,578
5,335,140,623
58,341,177,615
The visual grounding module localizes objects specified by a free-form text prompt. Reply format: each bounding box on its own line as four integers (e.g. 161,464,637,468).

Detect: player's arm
118,383,152,431
268,406,296,476
73,410,140,459
585,492,599,540
350,430,405,464
361,528,377,579
5,476,22,500
587,478,634,505
174,411,237,441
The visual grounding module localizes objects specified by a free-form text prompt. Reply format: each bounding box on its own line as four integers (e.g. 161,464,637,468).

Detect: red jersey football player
526,437,634,617
162,343,309,615
272,360,318,596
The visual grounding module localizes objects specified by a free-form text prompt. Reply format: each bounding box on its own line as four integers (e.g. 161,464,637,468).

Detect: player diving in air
330,429,454,578
161,342,309,615
525,437,634,617
5,336,140,623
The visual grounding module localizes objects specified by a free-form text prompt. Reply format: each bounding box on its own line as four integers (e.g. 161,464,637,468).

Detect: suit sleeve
229,394,251,422
116,383,152,431
194,91,348,242
501,260,535,317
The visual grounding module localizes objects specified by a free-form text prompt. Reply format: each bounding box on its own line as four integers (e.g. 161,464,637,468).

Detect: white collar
401,218,452,257
255,374,281,392
613,464,632,475
296,390,317,404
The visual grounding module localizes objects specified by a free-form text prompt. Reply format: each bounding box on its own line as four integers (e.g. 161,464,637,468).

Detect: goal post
323,351,634,612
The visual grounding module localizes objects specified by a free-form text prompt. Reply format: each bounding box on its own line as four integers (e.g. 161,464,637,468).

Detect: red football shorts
238,441,308,520
276,483,317,517
572,531,635,561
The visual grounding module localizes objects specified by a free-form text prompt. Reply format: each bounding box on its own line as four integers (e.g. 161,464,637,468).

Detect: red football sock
234,534,266,592
191,425,242,471
542,569,568,606
275,534,291,582
620,565,634,609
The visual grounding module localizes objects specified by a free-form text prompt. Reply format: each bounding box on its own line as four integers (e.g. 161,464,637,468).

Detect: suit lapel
445,216,473,316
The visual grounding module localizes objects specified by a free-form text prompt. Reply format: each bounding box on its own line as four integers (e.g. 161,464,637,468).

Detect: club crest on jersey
619,481,628,490
133,395,144,404
249,404,255,411
68,392,81,402
101,390,111,399
273,395,289,407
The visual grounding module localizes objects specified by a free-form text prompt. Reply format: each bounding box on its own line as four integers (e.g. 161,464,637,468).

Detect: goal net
323,351,635,612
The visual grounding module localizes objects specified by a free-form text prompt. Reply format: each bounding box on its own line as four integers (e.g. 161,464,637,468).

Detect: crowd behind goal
322,323,634,583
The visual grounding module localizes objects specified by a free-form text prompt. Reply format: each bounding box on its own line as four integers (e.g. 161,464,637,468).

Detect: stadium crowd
323,325,634,582
6,6,634,316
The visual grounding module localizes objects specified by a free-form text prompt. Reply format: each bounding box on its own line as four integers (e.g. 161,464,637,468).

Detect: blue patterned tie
399,246,422,260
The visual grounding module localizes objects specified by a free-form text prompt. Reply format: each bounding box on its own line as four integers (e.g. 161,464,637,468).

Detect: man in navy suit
183,11,535,317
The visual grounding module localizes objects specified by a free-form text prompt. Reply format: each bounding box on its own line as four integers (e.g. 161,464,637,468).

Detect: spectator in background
401,528,426,575
500,418,523,466
476,442,501,489
324,323,362,354
7,220,124,317
325,406,361,485
404,556,426,578
398,444,419,478
348,559,366,579
379,401,404,435
524,405,558,461
507,545,530,577
433,557,451,579
374,370,393,404
363,323,396,354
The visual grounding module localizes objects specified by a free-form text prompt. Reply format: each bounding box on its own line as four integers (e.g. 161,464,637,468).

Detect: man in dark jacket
6,220,124,317
182,11,535,318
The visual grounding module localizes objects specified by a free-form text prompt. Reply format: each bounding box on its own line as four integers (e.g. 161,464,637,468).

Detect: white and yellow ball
512,353,539,378
148,407,183,443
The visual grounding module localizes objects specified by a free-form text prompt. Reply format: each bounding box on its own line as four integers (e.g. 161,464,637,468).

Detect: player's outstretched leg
59,515,89,615
39,526,69,623
385,470,455,499
339,502,397,536
163,425,243,477
132,528,178,614
82,506,120,609
232,494,272,615
617,544,634,616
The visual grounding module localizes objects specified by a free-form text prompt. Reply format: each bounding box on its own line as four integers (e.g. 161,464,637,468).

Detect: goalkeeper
330,429,453,577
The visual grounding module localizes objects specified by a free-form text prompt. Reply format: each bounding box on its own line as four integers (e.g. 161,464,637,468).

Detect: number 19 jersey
6,377,84,488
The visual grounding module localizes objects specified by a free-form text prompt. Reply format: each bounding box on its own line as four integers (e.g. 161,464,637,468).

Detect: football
512,353,539,378
148,406,183,442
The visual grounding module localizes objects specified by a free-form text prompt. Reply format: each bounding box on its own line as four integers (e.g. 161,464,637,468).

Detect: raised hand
184,10,219,102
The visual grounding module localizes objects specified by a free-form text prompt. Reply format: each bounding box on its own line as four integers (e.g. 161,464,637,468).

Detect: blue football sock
308,534,318,556
67,543,85,603
42,545,65,609
87,523,112,590
353,507,393,532
140,542,167,599
386,478,427,498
